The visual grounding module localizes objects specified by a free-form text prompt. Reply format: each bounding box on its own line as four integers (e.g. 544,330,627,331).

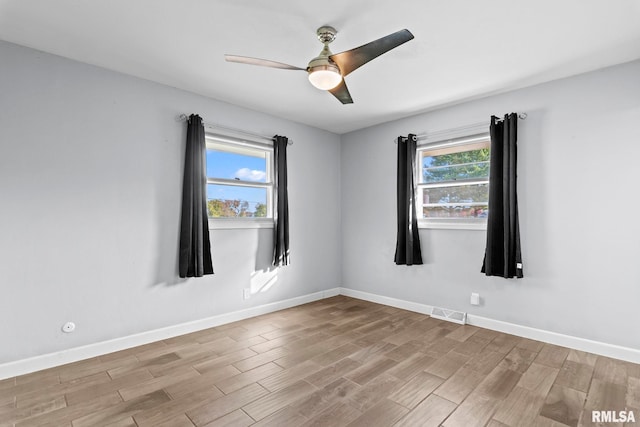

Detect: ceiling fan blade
224,55,305,71
330,29,414,77
328,79,354,104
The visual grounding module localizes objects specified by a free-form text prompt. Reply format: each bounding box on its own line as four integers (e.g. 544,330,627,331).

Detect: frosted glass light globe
308,67,342,90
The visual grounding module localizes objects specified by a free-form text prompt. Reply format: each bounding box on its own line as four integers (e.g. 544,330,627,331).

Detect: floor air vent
430,307,467,325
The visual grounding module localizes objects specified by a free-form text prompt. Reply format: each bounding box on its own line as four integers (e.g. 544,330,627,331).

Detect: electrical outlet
470,293,480,306
243,288,251,300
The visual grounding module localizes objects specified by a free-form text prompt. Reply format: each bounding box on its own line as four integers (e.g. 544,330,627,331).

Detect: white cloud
235,168,266,182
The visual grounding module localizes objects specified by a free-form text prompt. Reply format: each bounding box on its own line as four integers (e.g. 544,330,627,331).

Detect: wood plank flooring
1,296,638,426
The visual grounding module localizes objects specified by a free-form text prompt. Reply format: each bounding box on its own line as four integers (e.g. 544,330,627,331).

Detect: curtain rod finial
518,112,527,120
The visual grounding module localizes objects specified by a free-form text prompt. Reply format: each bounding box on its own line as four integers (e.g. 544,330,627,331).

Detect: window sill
418,219,487,230
208,218,274,230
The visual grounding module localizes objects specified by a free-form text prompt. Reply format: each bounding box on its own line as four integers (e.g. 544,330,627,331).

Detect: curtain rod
177,114,293,145
395,112,527,144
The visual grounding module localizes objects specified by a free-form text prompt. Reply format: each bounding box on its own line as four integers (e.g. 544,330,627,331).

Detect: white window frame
205,134,274,230
416,132,491,230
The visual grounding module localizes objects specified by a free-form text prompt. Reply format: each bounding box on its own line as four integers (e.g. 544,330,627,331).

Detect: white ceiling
1,1,639,134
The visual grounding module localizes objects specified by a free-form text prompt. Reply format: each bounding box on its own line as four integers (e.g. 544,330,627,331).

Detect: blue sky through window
206,150,267,182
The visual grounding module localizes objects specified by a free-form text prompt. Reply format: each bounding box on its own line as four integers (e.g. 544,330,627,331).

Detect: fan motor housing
307,34,340,74
307,56,340,73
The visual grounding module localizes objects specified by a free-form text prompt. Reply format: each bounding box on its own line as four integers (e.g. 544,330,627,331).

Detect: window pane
422,147,490,183
206,149,267,183
207,184,268,218
421,184,489,218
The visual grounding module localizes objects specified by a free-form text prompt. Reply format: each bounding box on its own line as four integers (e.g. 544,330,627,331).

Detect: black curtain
273,135,290,266
178,114,214,278
482,113,523,278
395,134,423,265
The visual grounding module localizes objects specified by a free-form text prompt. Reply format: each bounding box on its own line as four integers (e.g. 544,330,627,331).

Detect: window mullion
417,179,489,189
422,202,488,207
207,177,271,189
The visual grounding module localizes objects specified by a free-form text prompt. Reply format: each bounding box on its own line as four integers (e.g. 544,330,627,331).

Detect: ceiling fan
224,26,414,104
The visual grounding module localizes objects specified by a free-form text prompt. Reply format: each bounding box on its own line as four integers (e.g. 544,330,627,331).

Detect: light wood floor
1,296,639,427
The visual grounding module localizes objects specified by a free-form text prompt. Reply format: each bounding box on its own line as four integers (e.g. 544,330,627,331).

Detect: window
417,133,490,229
205,135,273,228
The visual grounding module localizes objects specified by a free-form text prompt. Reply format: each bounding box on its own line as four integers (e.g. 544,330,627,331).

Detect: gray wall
0,41,342,364
341,59,640,350
2,39,639,365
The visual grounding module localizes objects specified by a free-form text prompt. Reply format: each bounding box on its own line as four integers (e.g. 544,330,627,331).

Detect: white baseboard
0,288,340,380
339,288,434,315
339,287,640,364
466,314,640,364
3,286,639,380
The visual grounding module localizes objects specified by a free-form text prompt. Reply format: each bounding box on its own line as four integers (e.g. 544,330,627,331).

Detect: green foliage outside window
423,148,490,183
207,199,267,218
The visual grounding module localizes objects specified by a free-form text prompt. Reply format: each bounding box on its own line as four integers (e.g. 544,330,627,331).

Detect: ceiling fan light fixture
225,25,414,104
308,63,342,90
